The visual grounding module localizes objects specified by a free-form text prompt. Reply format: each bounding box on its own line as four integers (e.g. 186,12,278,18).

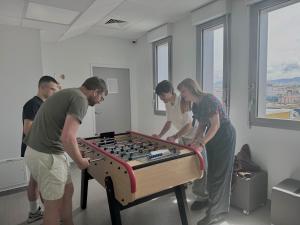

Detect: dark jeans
205,121,236,217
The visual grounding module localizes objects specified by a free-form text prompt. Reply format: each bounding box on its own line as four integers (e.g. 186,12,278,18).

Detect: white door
93,67,131,134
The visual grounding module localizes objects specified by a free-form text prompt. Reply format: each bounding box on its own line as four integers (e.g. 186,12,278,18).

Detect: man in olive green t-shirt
24,76,107,225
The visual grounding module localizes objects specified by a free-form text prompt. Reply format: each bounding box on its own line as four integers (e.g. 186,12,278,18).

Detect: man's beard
87,97,96,106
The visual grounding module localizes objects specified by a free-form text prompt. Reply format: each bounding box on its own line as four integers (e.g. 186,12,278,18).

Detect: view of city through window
202,25,224,102
212,27,224,102
263,2,300,121
157,42,169,111
202,25,224,103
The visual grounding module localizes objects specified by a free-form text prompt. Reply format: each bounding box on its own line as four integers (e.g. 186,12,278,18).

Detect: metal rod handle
83,150,94,154
89,157,105,163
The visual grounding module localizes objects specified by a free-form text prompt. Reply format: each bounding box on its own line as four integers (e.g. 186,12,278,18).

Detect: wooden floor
0,165,271,225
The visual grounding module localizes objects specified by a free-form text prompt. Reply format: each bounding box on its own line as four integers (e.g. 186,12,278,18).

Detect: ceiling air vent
105,19,127,24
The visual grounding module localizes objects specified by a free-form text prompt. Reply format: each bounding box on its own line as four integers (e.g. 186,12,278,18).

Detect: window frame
152,36,172,116
249,0,300,130
196,15,231,115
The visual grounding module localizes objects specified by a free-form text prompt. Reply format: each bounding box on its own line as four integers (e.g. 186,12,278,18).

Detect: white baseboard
0,158,28,192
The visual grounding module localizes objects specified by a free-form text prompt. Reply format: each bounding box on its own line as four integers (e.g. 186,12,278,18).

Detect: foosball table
78,131,205,225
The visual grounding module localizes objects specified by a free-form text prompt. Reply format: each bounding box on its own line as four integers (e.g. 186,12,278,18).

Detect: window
196,16,230,114
153,36,172,115
249,0,300,130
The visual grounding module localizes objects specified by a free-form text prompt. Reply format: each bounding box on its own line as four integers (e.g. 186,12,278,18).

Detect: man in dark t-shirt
24,77,107,225
22,76,58,223
21,96,43,157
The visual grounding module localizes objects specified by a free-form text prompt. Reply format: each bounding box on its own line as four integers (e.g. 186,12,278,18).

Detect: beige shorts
24,147,72,200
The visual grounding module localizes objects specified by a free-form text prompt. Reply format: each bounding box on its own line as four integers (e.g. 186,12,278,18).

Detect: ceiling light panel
25,2,79,25
28,0,94,12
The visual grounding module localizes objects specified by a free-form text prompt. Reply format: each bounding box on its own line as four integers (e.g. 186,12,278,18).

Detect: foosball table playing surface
78,131,205,225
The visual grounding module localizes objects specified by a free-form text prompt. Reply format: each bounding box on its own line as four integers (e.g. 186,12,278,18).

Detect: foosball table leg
175,185,191,225
80,169,89,209
105,177,122,225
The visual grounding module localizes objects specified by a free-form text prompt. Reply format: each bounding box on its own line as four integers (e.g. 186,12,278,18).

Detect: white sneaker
27,206,43,223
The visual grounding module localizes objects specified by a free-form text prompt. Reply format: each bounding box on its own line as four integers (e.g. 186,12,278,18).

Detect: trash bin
231,171,268,215
271,178,300,225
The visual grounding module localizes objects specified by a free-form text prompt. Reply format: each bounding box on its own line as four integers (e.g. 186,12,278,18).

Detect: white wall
134,17,196,136
0,27,138,190
134,35,161,134
41,34,138,137
134,0,300,196
0,25,43,160
0,25,43,190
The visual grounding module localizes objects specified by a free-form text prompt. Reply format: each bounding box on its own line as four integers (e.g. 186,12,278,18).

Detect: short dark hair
38,76,58,87
155,80,174,95
82,76,108,95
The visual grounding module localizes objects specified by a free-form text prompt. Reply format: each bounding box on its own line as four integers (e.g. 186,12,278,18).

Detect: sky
213,27,224,83
212,1,300,82
267,1,300,80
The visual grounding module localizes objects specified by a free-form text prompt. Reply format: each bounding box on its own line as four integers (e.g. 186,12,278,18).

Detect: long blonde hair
178,78,204,113
179,96,191,113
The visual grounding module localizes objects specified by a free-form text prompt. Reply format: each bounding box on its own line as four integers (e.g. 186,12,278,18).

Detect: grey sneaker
197,213,226,225
190,200,208,211
27,206,43,223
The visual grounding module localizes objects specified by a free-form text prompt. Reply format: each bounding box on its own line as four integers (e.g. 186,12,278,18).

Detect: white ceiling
0,0,214,42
